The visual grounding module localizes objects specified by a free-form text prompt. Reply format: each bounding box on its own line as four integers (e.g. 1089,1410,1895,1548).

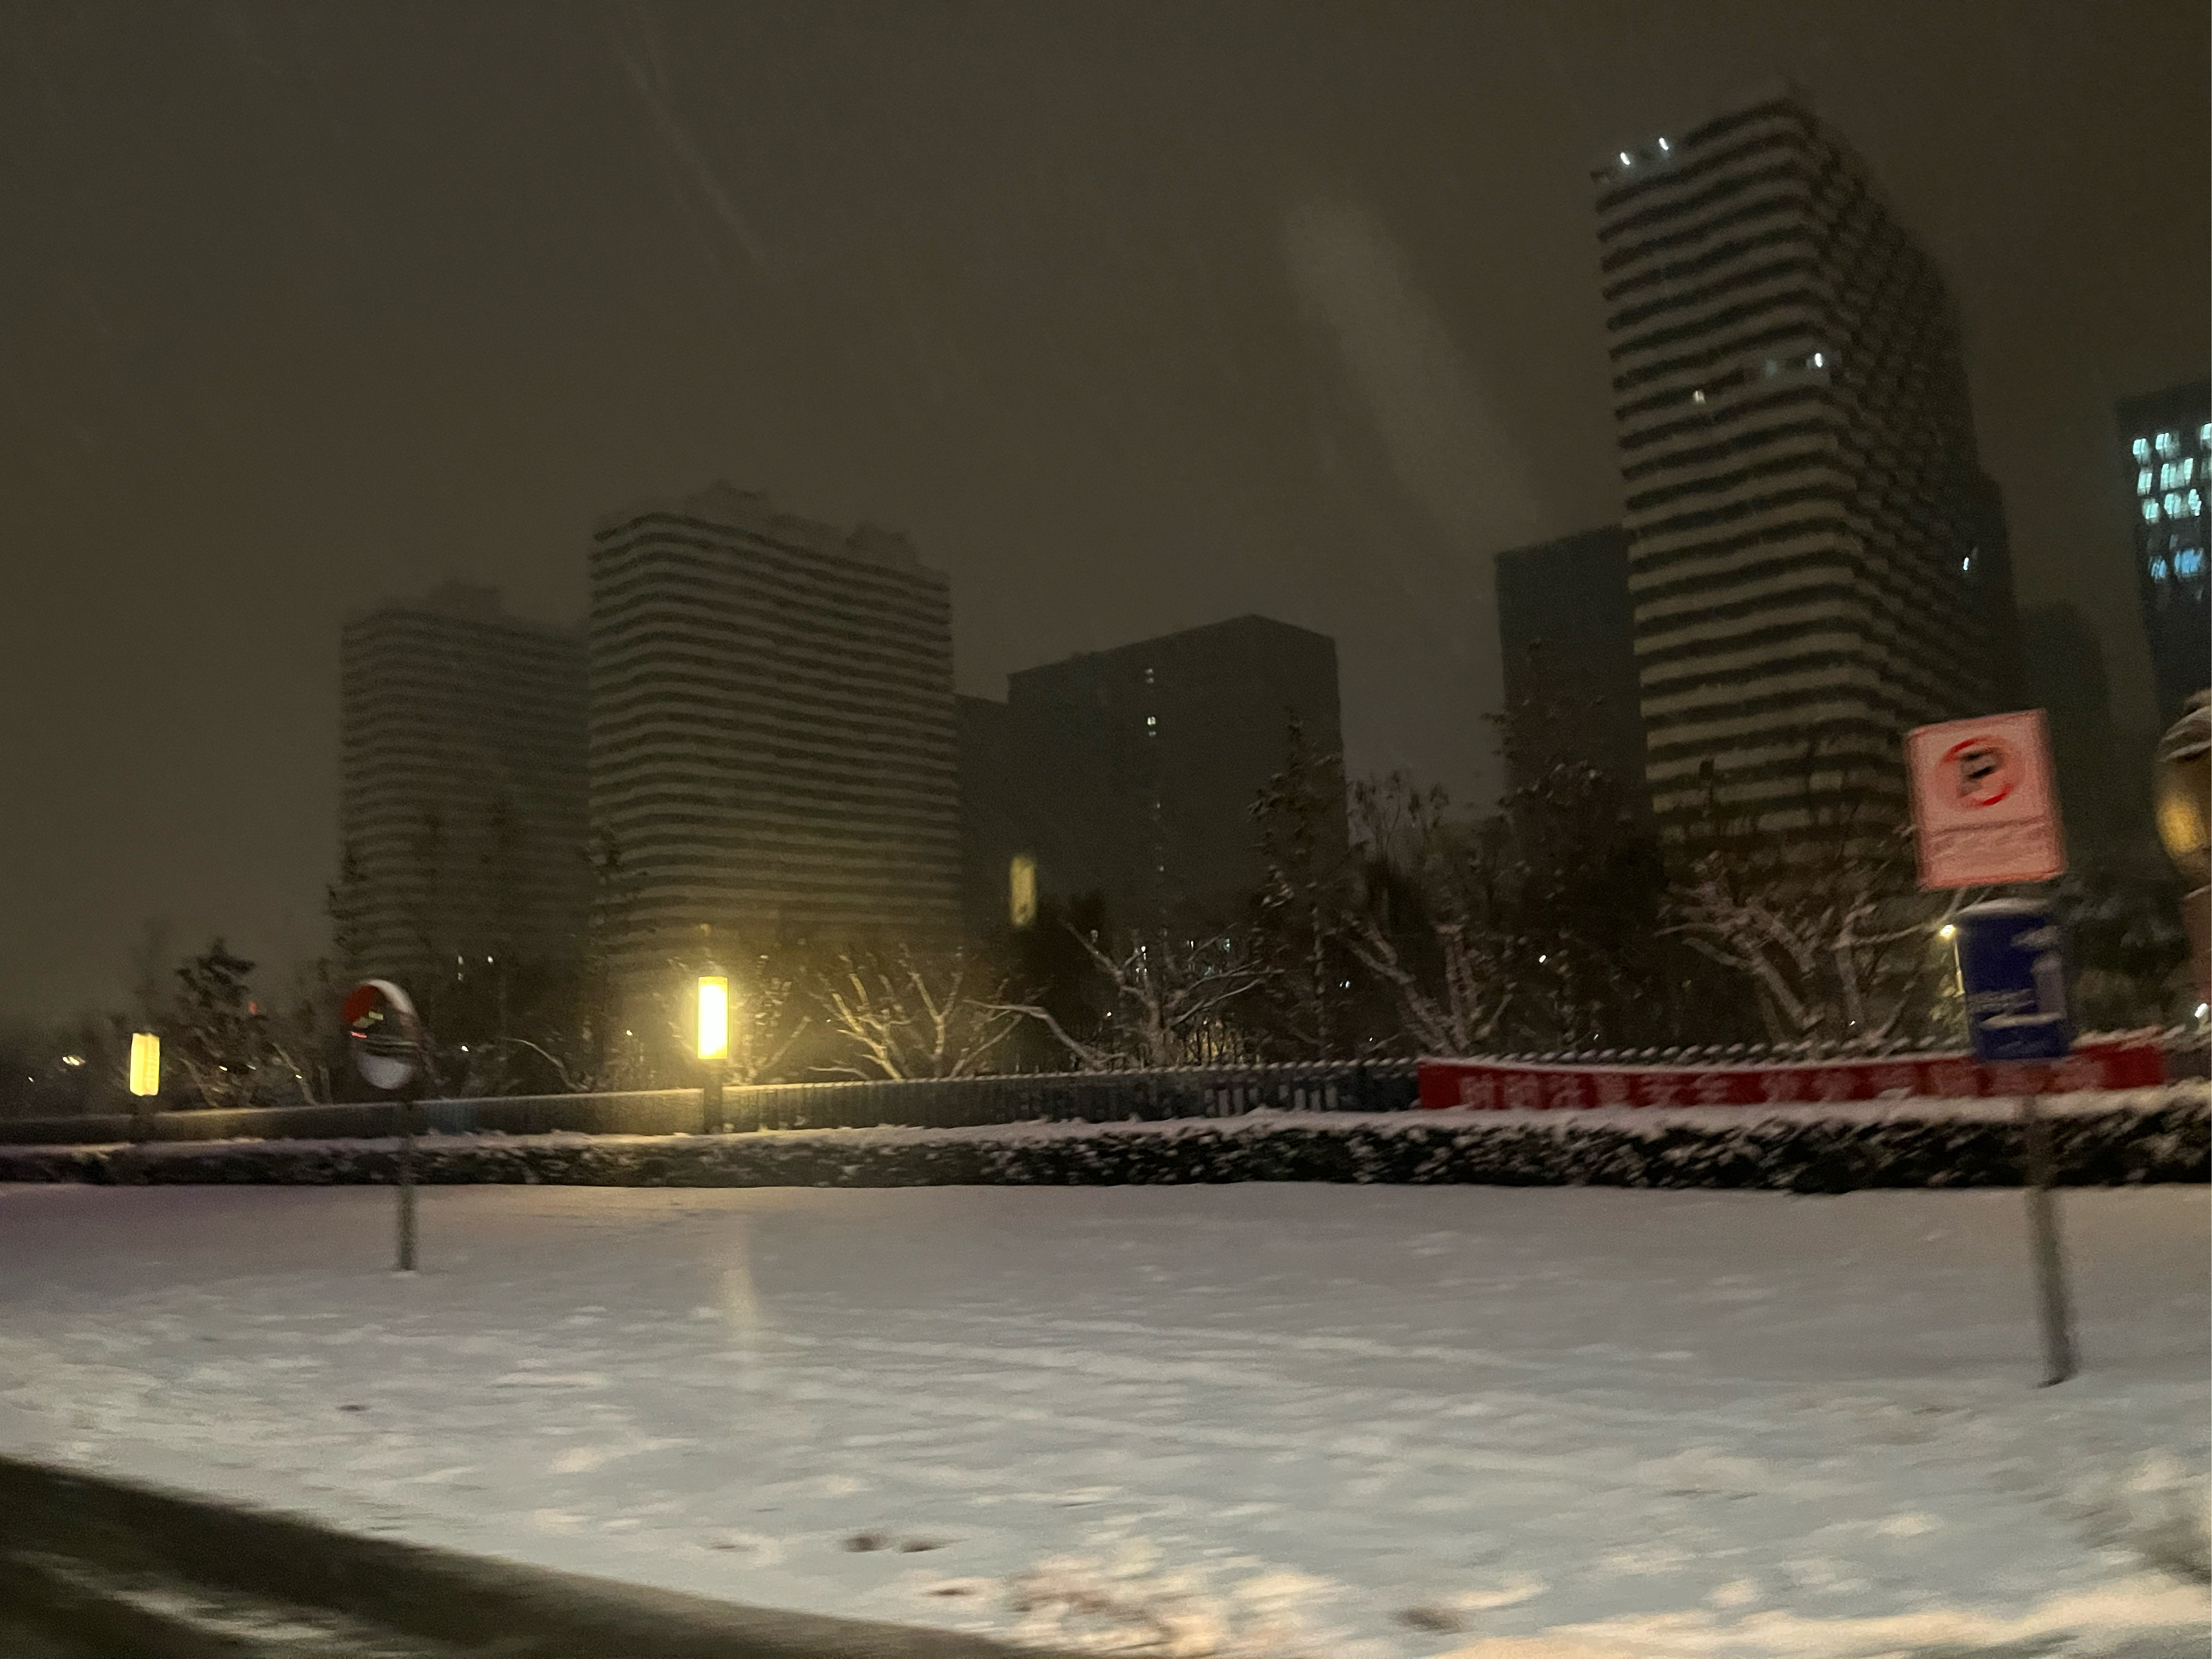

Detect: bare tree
1014,928,1258,1070
1248,721,1358,1058
1665,758,1969,1045
815,946,1022,1080
1343,777,1516,1057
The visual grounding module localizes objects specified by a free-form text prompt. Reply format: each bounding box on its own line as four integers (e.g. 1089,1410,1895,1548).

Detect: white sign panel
1906,709,2066,889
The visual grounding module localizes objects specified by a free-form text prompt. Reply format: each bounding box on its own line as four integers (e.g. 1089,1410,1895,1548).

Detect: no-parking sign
1906,710,2065,889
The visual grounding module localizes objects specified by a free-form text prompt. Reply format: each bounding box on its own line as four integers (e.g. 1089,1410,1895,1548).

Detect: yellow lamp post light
698,973,729,1133
128,1032,162,1099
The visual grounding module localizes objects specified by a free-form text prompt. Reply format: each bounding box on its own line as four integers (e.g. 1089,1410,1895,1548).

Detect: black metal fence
3,1029,2197,1149
0,1061,1422,1147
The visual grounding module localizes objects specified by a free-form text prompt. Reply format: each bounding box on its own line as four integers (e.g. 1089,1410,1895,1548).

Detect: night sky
2,1,2205,1019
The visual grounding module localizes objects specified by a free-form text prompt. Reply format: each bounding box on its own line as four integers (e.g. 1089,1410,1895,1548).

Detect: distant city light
1618,151,1631,167
1961,557,1971,572
1657,137,1670,152
1938,923,1957,941
1691,389,1706,404
1811,352,1824,367
60,1053,85,1068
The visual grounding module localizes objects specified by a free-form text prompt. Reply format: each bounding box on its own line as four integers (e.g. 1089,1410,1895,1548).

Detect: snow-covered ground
0,1181,2204,1657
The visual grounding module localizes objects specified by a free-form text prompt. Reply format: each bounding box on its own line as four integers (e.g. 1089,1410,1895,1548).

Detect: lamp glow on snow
696,975,729,1063
128,1032,161,1097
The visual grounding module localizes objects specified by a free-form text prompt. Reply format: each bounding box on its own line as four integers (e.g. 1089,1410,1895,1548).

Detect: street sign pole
396,1079,419,1273
2015,1087,2076,1384
1909,713,2076,1387
344,980,425,1276
1951,899,2079,1386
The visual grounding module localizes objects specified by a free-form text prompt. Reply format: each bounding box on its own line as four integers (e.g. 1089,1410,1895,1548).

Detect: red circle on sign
341,982,383,1026
1941,736,2016,808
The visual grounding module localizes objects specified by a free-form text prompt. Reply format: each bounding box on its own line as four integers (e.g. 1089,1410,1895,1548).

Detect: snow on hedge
1,1083,2202,1191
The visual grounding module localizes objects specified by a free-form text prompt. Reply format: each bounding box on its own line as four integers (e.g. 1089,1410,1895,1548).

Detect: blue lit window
2133,437,2152,461
2184,457,2197,485
2152,557,2170,581
2144,499,2162,522
2177,548,2207,578
2190,489,2205,518
2156,431,2180,458
2139,468,2156,494
2166,493,2185,517
2202,423,2210,445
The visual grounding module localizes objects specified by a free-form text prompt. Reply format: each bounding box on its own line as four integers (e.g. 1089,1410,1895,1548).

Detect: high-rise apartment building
338,583,589,980
589,484,957,974
1492,525,1651,820
1593,85,2013,839
2115,379,2210,727
960,615,1342,936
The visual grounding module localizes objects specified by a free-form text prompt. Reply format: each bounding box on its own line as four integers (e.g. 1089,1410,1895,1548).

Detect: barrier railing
0,1062,1421,1147
1,1030,2197,1147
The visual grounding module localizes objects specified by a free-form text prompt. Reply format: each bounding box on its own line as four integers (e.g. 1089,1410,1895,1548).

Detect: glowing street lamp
697,973,729,1133
128,1032,162,1098
697,975,729,1062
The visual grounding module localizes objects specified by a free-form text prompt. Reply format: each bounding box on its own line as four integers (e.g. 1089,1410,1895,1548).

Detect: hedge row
1,1088,2203,1192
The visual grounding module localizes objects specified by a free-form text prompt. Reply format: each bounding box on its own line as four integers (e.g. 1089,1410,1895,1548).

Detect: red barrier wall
1417,1034,2167,1110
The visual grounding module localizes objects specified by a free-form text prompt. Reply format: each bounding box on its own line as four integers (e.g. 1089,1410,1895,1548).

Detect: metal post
2017,1092,2076,1385
396,1087,418,1273
702,1070,724,1136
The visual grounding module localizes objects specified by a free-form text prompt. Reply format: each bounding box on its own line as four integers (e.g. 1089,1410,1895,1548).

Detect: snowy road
0,1181,2204,1656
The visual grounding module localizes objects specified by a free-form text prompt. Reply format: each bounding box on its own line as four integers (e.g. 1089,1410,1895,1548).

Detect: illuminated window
1657,137,1670,152
2184,457,2198,485
1618,151,1631,167
2156,431,2180,458
2177,548,2207,578
1009,854,1038,929
2166,493,2186,518
2139,468,2156,494
2152,557,2170,581
2133,437,2151,461
2201,423,2210,444
2145,499,2162,522
1810,351,1825,368
1145,715,1158,734
2190,489,2205,518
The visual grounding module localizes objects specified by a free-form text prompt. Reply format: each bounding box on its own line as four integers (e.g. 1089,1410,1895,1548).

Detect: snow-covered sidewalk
0,1182,2204,1656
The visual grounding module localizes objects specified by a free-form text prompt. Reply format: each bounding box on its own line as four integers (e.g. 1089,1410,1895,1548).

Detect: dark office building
2115,380,2210,727
589,484,958,978
339,583,589,981
1595,86,2014,839
1493,526,1650,819
2020,601,2155,859
960,615,1343,937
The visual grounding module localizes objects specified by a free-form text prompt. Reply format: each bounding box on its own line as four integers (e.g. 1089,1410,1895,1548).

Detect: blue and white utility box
1954,898,2073,1063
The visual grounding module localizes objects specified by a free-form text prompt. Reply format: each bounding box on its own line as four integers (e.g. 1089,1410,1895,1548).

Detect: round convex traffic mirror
343,979,421,1092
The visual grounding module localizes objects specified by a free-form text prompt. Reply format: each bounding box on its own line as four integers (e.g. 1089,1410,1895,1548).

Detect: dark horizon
2,0,2205,1019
